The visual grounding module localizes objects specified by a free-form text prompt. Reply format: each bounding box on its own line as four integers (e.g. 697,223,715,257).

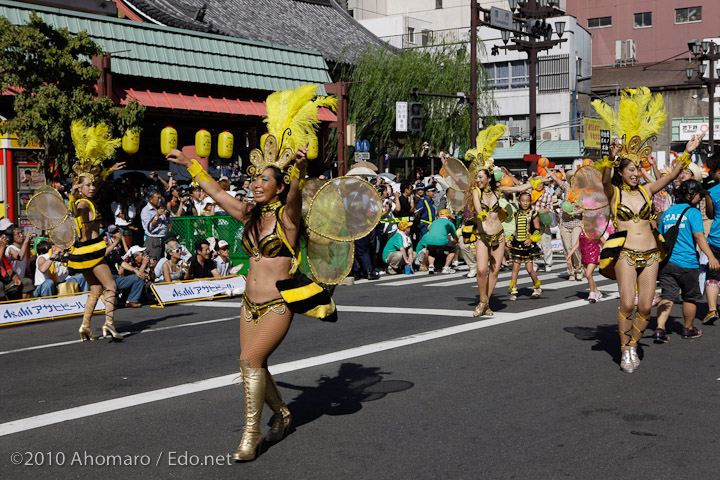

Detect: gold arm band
101,167,113,181
289,163,307,190
187,159,212,183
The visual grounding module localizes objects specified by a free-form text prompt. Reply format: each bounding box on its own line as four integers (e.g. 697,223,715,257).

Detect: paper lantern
122,130,139,155
195,129,211,158
160,126,177,155
218,131,234,159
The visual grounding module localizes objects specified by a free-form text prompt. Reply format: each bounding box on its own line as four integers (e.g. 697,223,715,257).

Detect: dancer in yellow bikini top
593,86,705,374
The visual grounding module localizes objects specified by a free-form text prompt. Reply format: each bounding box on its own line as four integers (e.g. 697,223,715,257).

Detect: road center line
0,293,618,437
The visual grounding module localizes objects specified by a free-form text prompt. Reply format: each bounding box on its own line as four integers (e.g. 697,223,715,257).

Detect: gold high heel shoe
264,370,292,443
102,322,125,340
78,325,97,342
233,360,266,461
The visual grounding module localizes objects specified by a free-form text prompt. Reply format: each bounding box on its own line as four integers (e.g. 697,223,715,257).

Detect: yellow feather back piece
466,124,507,175
251,85,337,182
71,120,120,164
591,87,666,167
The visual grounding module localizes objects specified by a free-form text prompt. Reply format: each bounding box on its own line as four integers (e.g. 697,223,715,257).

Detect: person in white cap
215,240,233,276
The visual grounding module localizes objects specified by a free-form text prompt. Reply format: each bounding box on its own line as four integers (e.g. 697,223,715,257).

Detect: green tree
337,41,495,161
0,12,145,175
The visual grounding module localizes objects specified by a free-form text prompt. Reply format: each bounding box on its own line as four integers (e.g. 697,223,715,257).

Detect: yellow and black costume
507,208,542,263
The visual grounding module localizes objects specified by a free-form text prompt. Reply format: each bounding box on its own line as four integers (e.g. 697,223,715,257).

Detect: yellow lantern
160,126,177,155
307,135,318,160
122,129,140,155
195,129,211,158
218,130,234,159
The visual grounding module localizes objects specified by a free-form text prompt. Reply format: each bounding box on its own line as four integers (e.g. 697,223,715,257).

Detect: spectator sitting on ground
382,220,415,275
33,240,67,297
120,245,156,304
185,238,220,280
160,240,188,282
5,224,35,281
424,209,459,274
214,240,233,277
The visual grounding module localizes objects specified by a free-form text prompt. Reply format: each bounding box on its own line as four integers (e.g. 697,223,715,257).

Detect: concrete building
347,1,590,166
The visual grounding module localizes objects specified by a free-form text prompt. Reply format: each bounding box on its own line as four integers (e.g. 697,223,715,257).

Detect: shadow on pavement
119,312,197,333
565,323,624,364
275,362,413,432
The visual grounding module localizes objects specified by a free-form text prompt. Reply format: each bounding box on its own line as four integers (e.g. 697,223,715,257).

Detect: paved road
1,260,719,479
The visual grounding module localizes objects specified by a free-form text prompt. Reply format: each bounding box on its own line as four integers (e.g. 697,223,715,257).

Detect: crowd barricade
0,292,106,327
171,215,249,275
150,275,246,307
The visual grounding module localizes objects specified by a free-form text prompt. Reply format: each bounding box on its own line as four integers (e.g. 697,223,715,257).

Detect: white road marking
0,316,237,356
0,293,618,437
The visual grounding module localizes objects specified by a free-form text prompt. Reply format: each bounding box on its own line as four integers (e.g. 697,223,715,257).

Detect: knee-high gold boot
264,370,292,443
233,359,266,461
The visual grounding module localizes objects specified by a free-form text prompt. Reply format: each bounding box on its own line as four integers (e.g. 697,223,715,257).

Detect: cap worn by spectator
415,184,425,191
0,218,13,232
165,240,181,253
426,186,436,193
124,245,147,259
107,225,119,234
438,209,451,218
678,179,707,197
398,220,413,230
218,240,229,249
686,163,706,181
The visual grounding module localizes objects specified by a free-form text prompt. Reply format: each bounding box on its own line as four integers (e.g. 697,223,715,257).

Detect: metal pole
529,45,538,155
470,0,478,148
710,55,715,156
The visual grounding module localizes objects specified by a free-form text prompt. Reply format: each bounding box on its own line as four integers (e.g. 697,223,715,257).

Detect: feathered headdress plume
69,121,121,182
249,84,337,182
465,124,507,178
591,87,666,167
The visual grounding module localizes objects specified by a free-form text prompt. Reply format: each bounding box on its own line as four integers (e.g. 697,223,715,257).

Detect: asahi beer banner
1,293,106,326
151,275,246,306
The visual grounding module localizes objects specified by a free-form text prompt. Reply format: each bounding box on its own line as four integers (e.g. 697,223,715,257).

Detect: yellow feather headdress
465,124,507,178
248,84,337,182
591,87,666,167
69,120,121,183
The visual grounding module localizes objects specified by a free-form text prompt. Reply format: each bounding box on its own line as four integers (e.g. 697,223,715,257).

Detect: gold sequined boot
264,370,292,443
232,360,266,461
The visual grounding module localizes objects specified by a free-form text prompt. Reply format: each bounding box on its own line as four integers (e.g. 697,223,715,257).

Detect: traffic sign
396,101,408,132
355,152,370,161
490,6,512,29
361,140,370,152
355,140,362,152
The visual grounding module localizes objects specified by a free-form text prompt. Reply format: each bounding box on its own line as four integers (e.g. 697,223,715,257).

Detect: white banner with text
1,293,106,326
151,275,246,306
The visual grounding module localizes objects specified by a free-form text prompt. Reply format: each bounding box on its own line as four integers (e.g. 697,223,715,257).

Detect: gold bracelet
187,159,212,183
289,164,307,189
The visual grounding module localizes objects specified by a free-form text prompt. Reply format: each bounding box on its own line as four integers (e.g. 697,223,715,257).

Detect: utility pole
325,82,349,175
475,0,567,156
686,39,720,155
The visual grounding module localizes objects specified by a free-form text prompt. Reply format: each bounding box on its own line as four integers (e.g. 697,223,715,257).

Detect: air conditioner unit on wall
615,40,626,62
509,126,521,136
542,131,552,141
626,39,637,61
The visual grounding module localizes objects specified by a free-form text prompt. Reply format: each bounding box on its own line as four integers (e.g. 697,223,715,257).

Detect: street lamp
686,38,720,155
501,30,511,44
472,0,567,154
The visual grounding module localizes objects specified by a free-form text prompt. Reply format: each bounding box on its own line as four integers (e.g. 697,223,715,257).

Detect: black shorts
659,262,702,303
706,244,720,282
427,241,457,257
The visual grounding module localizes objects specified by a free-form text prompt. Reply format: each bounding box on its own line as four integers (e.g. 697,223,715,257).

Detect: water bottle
405,265,413,275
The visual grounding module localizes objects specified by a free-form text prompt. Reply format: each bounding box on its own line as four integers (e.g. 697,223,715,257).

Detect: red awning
118,88,337,121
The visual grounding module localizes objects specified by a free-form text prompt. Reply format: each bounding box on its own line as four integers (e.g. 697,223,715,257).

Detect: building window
348,9,353,18
421,30,431,47
633,12,652,28
436,0,443,8
407,27,415,44
486,61,531,91
675,7,702,24
588,16,612,29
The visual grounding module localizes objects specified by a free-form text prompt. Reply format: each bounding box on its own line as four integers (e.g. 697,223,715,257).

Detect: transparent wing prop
571,165,610,240
49,216,77,249
306,176,383,241
26,186,69,230
301,178,327,217
445,187,467,211
304,176,382,284
442,157,470,192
